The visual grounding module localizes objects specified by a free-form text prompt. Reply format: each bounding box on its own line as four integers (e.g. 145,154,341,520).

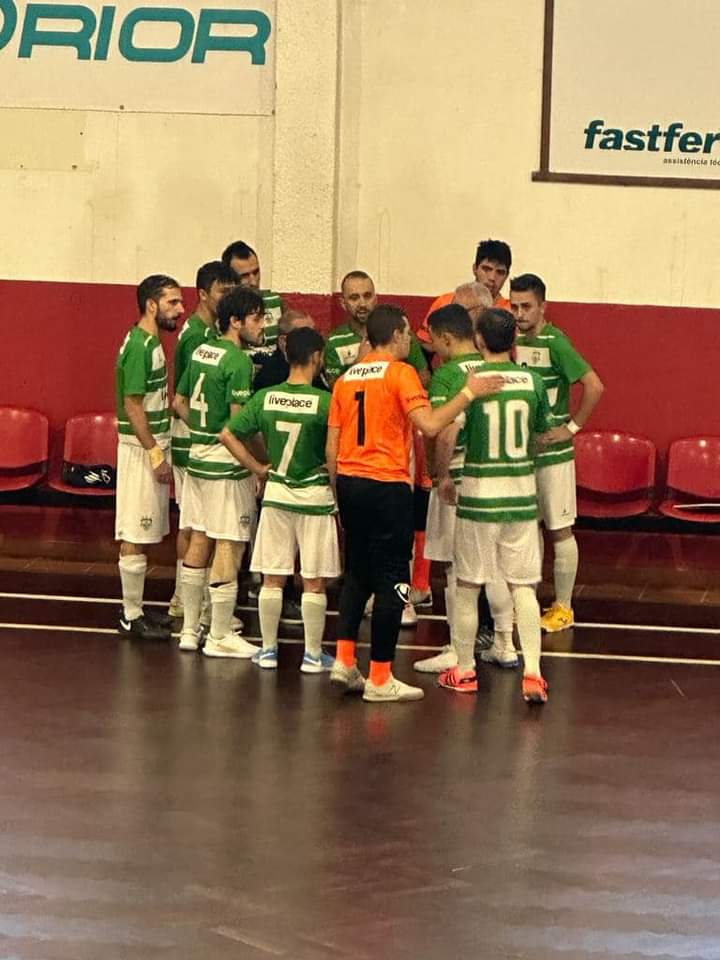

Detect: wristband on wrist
148,445,165,469
460,385,475,403
566,419,581,436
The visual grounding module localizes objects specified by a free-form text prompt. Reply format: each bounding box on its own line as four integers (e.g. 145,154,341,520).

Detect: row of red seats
2,406,720,522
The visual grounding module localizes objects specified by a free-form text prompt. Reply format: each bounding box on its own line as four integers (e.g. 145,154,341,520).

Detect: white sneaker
301,651,335,674
413,645,458,673
362,675,425,703
409,587,433,608
168,594,184,618
178,630,199,652
401,603,418,627
480,643,519,669
329,659,366,692
203,634,259,659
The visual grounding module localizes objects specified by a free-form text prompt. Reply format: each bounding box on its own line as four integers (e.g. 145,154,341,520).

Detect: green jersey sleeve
176,365,190,398
121,337,150,396
227,353,254,407
551,337,592,385
227,391,262,439
428,366,451,407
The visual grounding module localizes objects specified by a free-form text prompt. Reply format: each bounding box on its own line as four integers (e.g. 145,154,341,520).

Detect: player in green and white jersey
173,287,265,659
324,271,429,386
222,240,284,372
410,304,516,675
221,328,340,674
168,260,237,618
439,308,553,704
115,274,184,643
511,274,605,633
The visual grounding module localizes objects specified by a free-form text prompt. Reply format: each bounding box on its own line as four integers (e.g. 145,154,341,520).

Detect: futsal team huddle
115,239,604,705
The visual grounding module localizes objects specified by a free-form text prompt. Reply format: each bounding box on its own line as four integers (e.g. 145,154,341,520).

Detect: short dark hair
509,272,546,302
221,241,257,266
286,327,325,367
477,308,516,353
216,287,265,335
340,270,372,292
366,304,407,347
427,303,473,341
136,274,180,315
474,239,512,271
196,260,236,293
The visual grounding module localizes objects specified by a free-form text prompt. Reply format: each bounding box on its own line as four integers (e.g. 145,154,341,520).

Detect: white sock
485,580,514,634
453,584,480,672
554,535,578,608
494,630,514,656
302,592,327,658
444,566,457,650
258,586,283,651
119,554,146,621
202,570,212,615
208,581,238,641
173,559,184,602
513,585,542,677
180,566,206,634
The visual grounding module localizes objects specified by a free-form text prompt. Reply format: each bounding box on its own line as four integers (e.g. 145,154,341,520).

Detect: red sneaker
438,666,478,694
522,674,549,704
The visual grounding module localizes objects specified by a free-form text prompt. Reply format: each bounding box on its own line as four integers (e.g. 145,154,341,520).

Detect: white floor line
1,592,720,637
1,621,720,667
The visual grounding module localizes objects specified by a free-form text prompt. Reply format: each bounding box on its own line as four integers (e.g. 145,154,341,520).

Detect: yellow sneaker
541,602,574,632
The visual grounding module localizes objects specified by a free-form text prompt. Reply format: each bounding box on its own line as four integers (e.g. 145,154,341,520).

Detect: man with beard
324,271,429,386
174,288,266,658
116,275,184,641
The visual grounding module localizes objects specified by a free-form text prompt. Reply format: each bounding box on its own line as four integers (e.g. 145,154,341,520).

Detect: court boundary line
1,620,719,667
1,592,720,637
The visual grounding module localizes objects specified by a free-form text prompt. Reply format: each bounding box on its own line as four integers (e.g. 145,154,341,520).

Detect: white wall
1,0,719,307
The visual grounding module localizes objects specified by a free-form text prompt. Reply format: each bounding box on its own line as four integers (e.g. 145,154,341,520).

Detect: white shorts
454,517,541,586
425,488,456,562
537,459,577,531
250,507,341,580
173,465,186,509
180,474,256,542
115,442,170,544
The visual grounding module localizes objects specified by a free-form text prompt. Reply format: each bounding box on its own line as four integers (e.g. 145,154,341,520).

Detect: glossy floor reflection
1,597,719,959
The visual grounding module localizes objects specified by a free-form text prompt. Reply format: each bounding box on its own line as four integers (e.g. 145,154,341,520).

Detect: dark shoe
475,624,495,651
118,614,171,642
280,597,302,624
145,607,173,630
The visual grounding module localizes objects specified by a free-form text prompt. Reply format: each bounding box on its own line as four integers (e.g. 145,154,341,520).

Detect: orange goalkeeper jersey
329,350,429,485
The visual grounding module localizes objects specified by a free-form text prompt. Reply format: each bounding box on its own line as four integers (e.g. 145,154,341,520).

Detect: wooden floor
1,565,720,959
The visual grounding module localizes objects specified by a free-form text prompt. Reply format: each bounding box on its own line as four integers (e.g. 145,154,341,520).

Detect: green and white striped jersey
243,290,284,369
116,326,170,447
177,338,254,481
429,351,484,486
227,383,335,516
171,313,217,468
515,323,591,469
458,362,552,524
324,323,428,383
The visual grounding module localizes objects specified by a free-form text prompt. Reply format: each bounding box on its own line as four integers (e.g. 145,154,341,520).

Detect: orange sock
412,531,431,592
369,660,391,686
336,639,357,667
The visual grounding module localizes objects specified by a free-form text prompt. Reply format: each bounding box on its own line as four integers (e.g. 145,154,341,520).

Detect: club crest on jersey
140,515,153,530
394,582,411,604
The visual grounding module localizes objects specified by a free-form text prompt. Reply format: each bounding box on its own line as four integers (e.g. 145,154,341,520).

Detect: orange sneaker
522,674,549,704
438,666,478,694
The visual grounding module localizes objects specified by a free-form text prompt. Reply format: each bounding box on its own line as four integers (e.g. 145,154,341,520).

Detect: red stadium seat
49,412,118,497
0,406,49,491
575,430,656,518
659,437,720,523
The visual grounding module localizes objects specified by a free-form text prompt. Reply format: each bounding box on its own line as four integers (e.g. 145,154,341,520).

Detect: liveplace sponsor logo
0,1,272,64
583,119,720,168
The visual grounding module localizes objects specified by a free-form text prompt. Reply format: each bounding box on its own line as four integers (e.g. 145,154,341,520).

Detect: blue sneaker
300,651,334,674
252,647,278,670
